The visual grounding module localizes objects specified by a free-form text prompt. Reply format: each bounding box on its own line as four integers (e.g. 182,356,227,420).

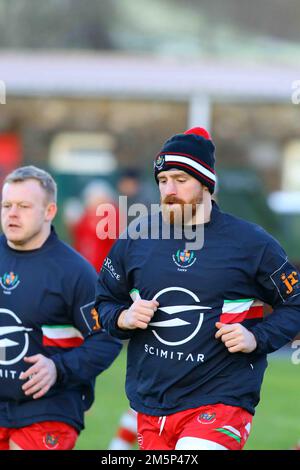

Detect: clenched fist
118,298,159,330
215,322,257,353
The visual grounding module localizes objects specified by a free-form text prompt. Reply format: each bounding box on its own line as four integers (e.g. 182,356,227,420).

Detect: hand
118,298,159,330
215,322,257,353
19,354,57,399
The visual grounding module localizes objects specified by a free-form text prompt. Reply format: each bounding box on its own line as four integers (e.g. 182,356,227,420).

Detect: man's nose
164,180,177,196
8,205,19,216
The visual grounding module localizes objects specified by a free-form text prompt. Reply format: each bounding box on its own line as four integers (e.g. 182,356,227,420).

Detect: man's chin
5,233,25,245
161,208,183,225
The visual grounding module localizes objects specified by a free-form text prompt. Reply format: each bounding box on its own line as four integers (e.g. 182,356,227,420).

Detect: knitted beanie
154,127,216,194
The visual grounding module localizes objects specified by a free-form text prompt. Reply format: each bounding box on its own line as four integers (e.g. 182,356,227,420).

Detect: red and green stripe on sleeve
42,325,84,348
220,299,264,324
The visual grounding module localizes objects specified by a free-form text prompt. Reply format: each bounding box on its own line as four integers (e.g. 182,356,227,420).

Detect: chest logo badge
173,249,196,271
0,272,20,294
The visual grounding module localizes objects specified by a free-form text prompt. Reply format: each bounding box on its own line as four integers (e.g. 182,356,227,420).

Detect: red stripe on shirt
220,306,263,324
43,337,84,348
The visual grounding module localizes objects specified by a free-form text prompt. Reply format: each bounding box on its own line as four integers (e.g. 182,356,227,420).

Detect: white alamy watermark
291,80,300,104
95,197,205,250
291,340,300,365
0,81,6,104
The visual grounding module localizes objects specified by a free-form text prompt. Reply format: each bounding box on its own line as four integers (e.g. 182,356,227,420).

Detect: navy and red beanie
154,127,216,194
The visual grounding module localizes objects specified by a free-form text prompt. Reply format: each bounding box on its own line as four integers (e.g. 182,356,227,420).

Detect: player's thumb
215,322,224,329
130,290,141,302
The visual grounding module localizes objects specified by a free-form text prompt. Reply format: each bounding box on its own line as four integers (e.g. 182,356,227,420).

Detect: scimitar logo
0,309,32,365
150,287,211,346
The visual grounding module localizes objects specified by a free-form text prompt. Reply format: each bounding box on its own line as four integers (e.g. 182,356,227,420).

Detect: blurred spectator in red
0,132,22,189
65,180,119,272
108,407,137,450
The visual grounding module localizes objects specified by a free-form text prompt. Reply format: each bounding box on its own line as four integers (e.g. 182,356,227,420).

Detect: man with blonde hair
0,166,121,450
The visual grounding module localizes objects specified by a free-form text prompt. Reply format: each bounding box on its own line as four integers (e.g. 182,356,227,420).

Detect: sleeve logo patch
270,261,300,301
91,308,101,331
280,271,299,295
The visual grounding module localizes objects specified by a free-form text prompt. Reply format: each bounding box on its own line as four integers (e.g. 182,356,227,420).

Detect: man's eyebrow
158,172,188,179
1,199,33,204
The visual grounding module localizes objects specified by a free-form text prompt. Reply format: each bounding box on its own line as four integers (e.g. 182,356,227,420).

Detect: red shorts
137,403,253,450
0,421,78,450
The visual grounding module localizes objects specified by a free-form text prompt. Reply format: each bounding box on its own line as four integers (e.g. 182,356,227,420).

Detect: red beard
161,195,203,225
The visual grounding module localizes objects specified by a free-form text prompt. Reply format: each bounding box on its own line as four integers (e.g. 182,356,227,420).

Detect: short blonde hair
4,165,57,203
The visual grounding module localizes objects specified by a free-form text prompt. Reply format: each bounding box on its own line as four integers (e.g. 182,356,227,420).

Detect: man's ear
45,202,57,222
